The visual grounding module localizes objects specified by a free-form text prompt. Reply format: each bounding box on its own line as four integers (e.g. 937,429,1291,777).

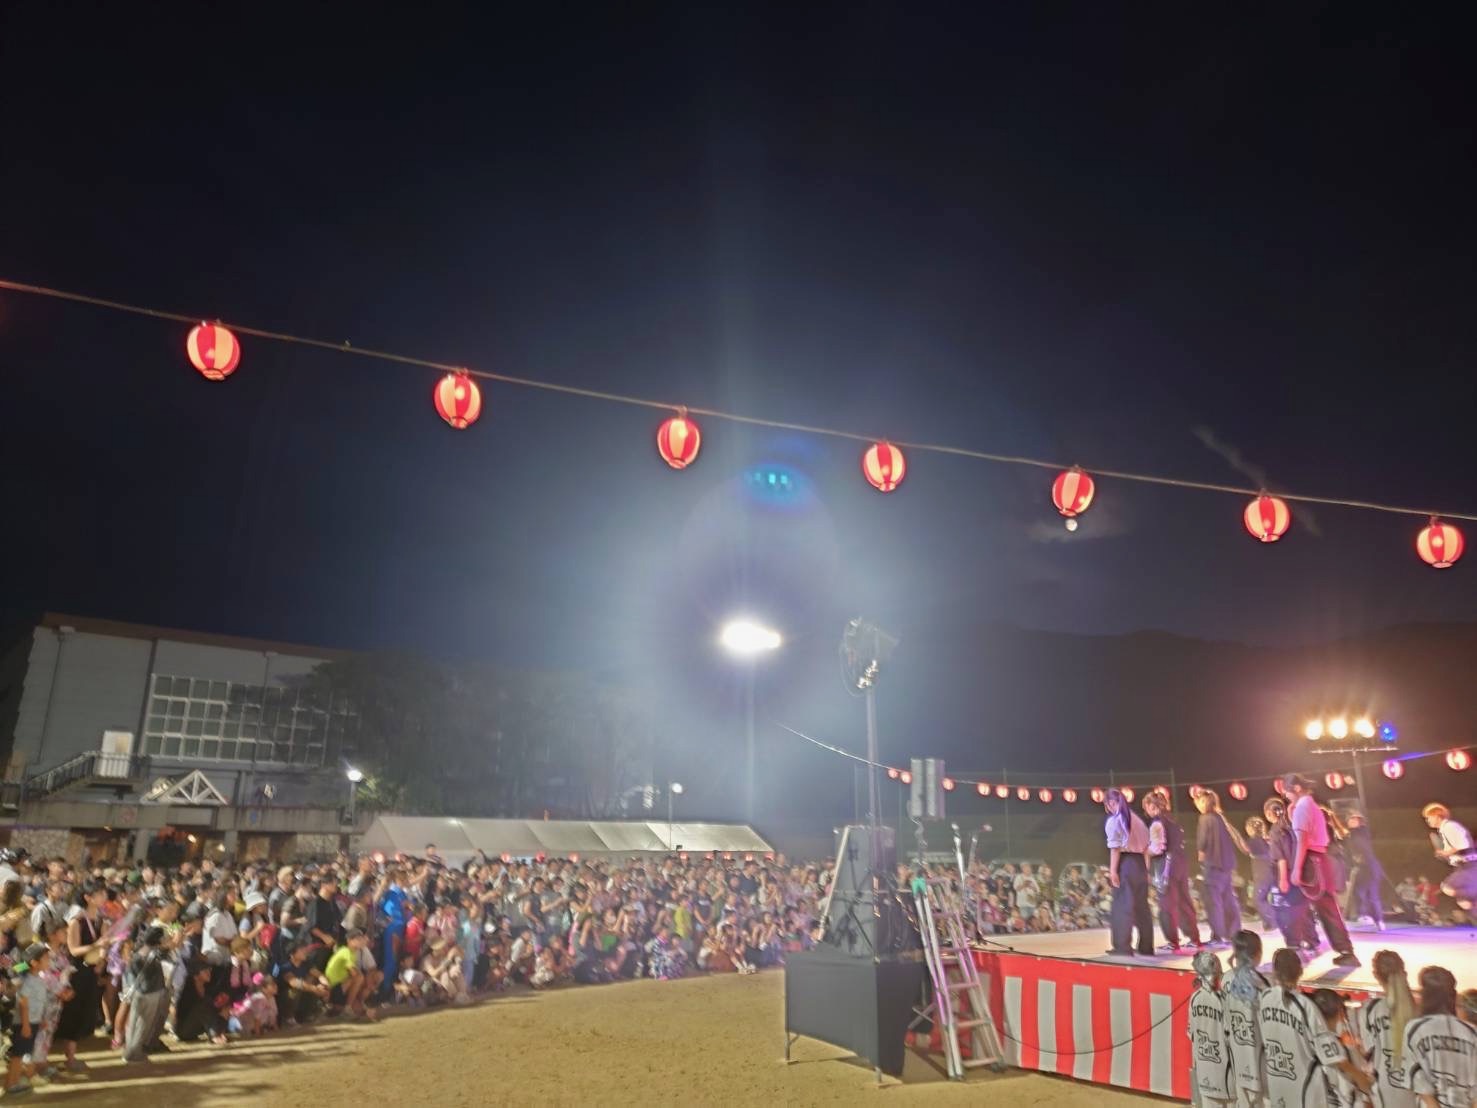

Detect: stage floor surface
993,921,1477,993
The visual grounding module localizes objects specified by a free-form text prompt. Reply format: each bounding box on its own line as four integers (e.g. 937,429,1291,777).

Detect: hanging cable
2,277,1474,523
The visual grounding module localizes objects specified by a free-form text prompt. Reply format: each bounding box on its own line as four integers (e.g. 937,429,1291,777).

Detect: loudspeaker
818,825,907,958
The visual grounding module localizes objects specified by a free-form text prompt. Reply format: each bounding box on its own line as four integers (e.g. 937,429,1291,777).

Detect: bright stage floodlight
1328,718,1349,739
1354,718,1376,739
720,619,782,656
1304,720,1324,741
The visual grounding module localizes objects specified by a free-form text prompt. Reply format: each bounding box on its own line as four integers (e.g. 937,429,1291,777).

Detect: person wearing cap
1282,773,1358,967
1341,811,1385,931
7,941,52,1094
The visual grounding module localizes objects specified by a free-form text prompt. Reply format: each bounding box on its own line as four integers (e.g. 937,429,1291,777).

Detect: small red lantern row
899,771,913,785
1447,749,1472,772
186,323,241,381
1244,495,1291,543
1090,787,1105,804
862,442,906,492
1038,788,1052,803
886,767,899,780
1418,518,1465,569
1324,771,1344,791
976,782,990,796
994,784,1009,799
657,414,701,469
1121,786,1135,803
1062,788,1078,804
1016,786,1030,801
942,777,955,791
433,371,483,429
1051,467,1096,532
1228,782,1248,801
1382,759,1403,780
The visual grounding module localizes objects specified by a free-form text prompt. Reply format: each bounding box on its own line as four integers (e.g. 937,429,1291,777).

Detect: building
0,613,365,865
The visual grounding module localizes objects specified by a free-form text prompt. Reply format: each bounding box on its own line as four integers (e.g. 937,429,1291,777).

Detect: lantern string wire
2,276,1475,523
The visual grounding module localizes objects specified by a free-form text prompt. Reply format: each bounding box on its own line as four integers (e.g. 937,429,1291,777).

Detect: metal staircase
908,866,1006,1079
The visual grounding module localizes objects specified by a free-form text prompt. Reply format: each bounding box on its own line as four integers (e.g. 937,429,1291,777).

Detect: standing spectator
121,925,169,1064
1195,789,1246,945
1013,865,1040,922
1224,931,1268,1108
1283,774,1358,967
1354,950,1417,1108
201,888,239,966
1404,966,1477,1108
304,876,343,954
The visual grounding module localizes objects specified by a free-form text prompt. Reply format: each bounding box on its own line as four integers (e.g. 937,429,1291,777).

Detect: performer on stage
1263,797,1316,951
1144,789,1202,952
1103,787,1154,957
1423,802,1477,910
1342,811,1385,930
1194,789,1248,945
1282,774,1359,967
1244,816,1278,935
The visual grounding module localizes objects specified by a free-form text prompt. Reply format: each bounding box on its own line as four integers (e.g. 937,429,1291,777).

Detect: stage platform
994,920,1477,994
949,922,1477,1102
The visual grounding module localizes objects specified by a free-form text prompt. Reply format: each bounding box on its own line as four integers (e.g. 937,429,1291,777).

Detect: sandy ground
29,972,1166,1106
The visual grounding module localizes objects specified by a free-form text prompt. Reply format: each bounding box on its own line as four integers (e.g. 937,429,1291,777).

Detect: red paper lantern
656,414,701,469
1417,518,1465,569
1244,495,1291,543
1090,787,1105,803
1447,749,1472,772
1051,468,1096,518
976,782,990,796
1038,788,1053,803
886,767,899,780
862,442,906,492
1120,786,1135,803
1189,784,1205,800
1063,788,1078,804
1273,778,1286,796
942,777,955,791
1016,786,1030,801
1228,782,1248,801
994,784,1009,799
1382,759,1403,780
568,853,580,863
899,771,912,785
1324,771,1343,791
186,323,241,380
433,371,483,429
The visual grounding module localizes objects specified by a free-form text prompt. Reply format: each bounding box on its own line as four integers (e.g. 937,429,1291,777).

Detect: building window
141,674,347,766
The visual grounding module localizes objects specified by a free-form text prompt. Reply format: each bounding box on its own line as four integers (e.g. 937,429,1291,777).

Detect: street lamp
346,767,364,823
719,619,782,824
668,782,683,849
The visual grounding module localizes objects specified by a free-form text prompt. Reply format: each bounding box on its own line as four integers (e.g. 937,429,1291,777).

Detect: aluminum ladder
909,870,1007,1079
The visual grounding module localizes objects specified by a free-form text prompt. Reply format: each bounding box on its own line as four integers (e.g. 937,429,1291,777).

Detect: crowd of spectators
0,845,829,1095
969,861,1114,934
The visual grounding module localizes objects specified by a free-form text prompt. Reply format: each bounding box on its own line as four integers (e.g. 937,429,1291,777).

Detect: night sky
3,8,1475,816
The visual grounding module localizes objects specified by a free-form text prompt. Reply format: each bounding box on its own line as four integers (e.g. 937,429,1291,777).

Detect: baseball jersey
1226,971,1270,1096
1352,995,1416,1108
1403,1013,1477,1108
1258,985,1340,1108
1191,984,1235,1102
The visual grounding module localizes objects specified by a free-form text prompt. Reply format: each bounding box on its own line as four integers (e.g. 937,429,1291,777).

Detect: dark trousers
1159,866,1201,946
1302,852,1353,955
1253,875,1277,929
1345,863,1384,922
1202,866,1241,941
1111,853,1154,955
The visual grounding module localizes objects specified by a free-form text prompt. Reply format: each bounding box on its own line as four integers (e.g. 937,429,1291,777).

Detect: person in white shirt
1259,947,1366,1108
1403,966,1477,1108
1103,788,1154,956
1226,930,1270,1107
1190,949,1236,1106
201,889,239,966
1354,949,1418,1108
1310,988,1376,1107
1283,774,1358,967
1422,804,1477,910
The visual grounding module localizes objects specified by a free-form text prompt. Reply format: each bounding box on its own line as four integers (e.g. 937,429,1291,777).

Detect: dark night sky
3,7,1475,815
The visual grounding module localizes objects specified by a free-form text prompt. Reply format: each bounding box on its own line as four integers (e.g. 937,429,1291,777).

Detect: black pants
1345,862,1384,922
1111,853,1154,955
1302,851,1353,955
1159,865,1200,946
1202,866,1241,941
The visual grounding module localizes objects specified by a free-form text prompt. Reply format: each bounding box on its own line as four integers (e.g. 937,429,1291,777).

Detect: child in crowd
7,943,51,1096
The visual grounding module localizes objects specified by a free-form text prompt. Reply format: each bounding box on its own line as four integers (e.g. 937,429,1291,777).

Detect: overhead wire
2,277,1475,523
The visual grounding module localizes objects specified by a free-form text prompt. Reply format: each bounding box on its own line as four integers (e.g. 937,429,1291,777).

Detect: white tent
356,815,771,864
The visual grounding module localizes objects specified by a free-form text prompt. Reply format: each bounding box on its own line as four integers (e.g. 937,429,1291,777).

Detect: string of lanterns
2,276,1472,570
880,747,1473,806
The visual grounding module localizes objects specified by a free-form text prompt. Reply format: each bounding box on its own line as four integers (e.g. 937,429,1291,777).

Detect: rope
3,277,1474,523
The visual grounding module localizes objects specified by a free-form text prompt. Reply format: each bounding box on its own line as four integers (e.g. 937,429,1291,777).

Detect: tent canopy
356,816,771,864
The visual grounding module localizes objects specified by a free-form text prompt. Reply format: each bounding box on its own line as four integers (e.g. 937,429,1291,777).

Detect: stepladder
908,871,1007,1080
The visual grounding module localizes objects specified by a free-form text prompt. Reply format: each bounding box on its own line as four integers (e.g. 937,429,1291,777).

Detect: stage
949,922,1477,1101
994,920,1477,994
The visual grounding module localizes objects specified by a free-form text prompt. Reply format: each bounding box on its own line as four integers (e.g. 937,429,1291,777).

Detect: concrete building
0,613,366,865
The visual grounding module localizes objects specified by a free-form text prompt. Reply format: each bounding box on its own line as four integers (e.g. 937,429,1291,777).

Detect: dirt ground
31,972,1165,1106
